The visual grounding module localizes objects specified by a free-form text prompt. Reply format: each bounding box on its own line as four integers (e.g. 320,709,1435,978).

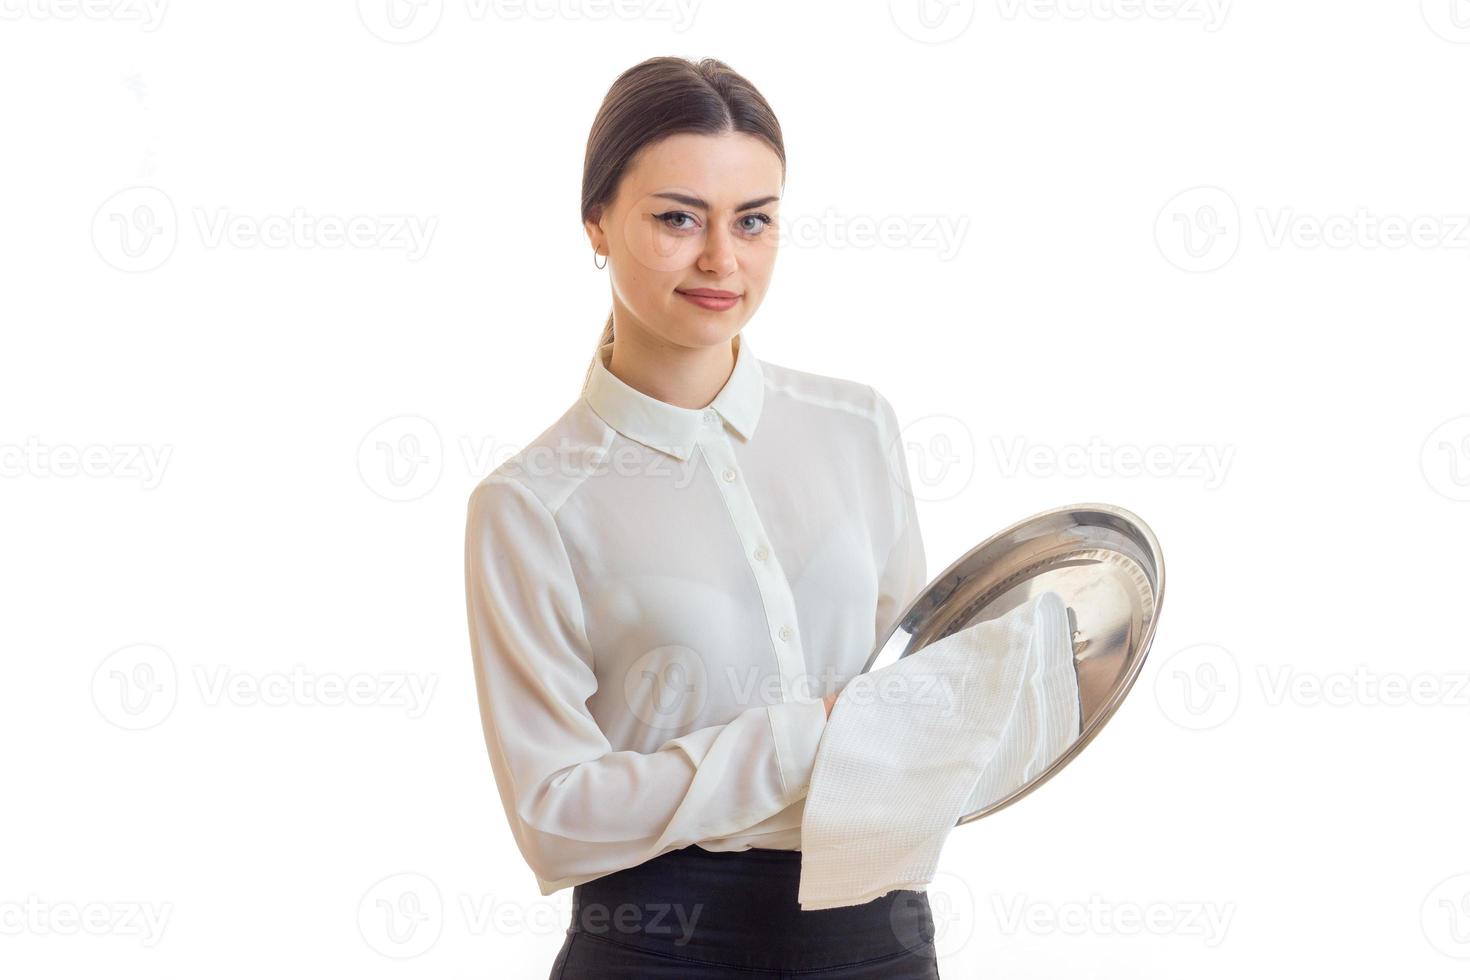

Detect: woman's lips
676,289,740,311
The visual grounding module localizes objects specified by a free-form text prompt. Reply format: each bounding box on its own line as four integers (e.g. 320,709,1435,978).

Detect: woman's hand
822,691,839,718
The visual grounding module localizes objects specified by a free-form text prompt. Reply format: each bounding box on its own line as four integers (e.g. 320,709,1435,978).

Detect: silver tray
862,502,1165,825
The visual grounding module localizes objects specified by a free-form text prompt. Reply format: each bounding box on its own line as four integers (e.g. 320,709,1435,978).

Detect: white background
3,1,1468,976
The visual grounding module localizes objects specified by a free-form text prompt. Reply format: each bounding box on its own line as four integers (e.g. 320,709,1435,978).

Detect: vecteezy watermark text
992,435,1234,489
0,0,168,29
0,438,172,489
93,187,437,272
996,0,1230,31
0,896,172,946
991,893,1235,947
92,644,438,730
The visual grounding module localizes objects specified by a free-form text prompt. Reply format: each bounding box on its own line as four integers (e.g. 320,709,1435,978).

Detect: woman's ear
583,207,606,257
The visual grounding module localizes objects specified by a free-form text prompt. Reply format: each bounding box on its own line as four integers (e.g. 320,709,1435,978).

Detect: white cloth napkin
797,590,1076,911
961,594,1082,816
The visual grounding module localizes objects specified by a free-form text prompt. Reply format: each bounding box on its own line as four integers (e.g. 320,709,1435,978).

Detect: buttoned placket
694,407,810,706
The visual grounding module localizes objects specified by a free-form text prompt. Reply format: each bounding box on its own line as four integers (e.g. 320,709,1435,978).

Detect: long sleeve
465,475,830,895
871,388,929,647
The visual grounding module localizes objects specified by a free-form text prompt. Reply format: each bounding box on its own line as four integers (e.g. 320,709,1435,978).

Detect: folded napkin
961,593,1082,816
797,590,1075,911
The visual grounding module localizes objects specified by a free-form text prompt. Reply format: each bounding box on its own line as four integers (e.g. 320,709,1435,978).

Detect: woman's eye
654,211,697,231
739,213,773,235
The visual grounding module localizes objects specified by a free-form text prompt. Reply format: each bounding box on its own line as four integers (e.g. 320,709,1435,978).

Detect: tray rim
865,501,1167,824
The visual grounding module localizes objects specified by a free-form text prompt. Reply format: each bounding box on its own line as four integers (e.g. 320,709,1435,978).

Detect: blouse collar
583,332,764,461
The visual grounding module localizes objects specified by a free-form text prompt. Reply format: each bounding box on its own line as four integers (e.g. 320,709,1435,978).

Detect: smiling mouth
677,289,741,299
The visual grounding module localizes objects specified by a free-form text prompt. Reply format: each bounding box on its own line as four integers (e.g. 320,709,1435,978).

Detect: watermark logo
1156,186,1240,273
1153,643,1240,730
359,873,443,958
922,869,979,958
359,415,444,502
358,0,444,42
1422,0,1470,43
895,414,977,503
624,645,710,730
890,0,977,43
93,186,177,273
92,643,179,731
1423,873,1470,958
1421,415,1470,502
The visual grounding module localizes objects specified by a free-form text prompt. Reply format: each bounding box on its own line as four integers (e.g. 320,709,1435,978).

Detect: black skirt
548,844,941,978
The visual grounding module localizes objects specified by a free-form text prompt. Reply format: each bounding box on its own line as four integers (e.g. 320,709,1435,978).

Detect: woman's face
586,131,782,350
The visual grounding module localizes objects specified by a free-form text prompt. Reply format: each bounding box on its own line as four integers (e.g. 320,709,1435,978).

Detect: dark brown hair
580,56,786,390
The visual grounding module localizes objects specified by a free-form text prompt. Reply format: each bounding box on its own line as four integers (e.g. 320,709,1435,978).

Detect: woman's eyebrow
652,192,780,211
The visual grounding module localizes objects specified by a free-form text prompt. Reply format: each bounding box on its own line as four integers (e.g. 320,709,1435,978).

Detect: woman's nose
697,225,738,277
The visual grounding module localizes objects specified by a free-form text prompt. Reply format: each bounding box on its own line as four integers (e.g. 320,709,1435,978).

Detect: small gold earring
593,248,607,270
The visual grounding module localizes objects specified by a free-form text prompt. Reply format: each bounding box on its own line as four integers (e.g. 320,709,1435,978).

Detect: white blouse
464,331,928,896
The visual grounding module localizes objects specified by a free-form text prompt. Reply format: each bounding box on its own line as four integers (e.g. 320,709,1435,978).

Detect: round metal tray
862,502,1165,825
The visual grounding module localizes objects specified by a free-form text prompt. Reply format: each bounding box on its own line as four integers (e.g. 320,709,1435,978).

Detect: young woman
465,56,938,978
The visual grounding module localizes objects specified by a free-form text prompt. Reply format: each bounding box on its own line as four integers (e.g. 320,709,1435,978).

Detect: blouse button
702,409,718,424
722,468,736,482
753,545,769,561
779,625,793,641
